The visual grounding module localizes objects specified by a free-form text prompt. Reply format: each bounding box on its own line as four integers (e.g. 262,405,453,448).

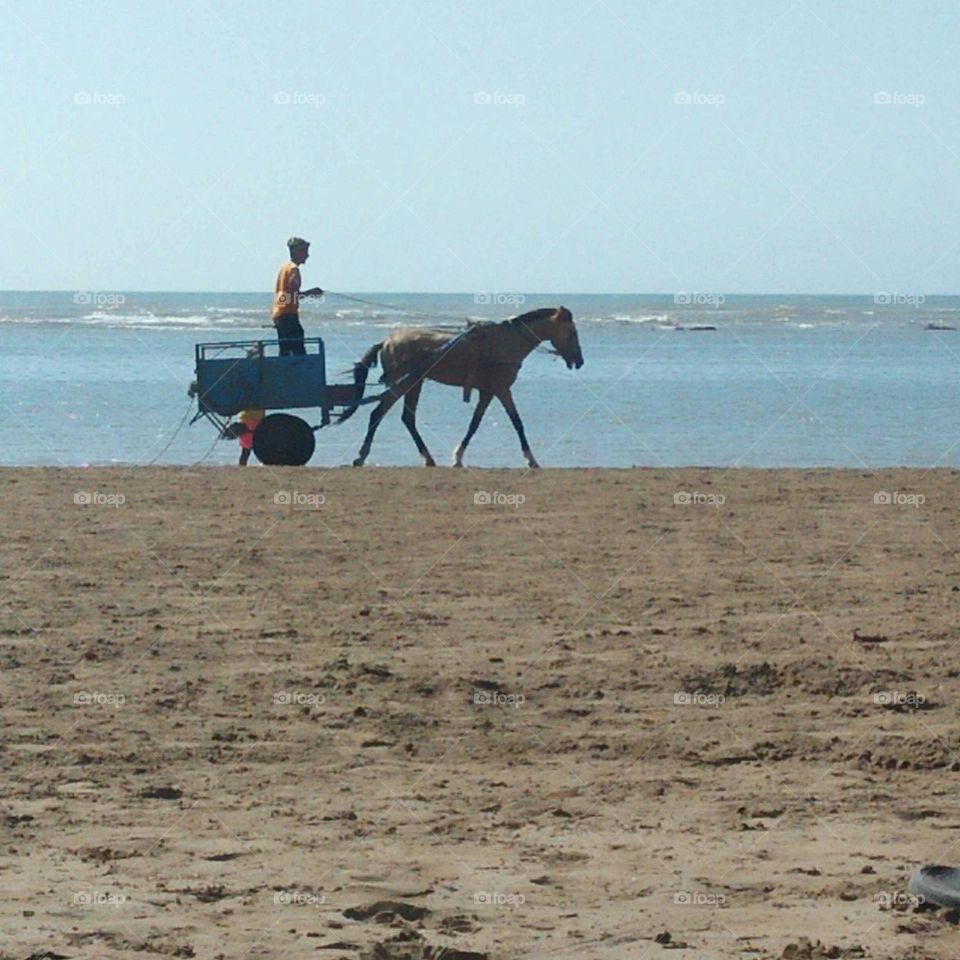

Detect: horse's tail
337,340,384,423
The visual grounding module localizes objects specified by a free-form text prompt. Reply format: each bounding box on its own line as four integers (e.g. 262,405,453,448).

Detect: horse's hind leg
497,387,539,468
453,390,492,467
401,381,435,467
353,390,400,467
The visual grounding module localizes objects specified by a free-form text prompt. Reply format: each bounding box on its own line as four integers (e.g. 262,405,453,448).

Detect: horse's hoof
352,458,365,468
452,460,463,468
424,458,436,467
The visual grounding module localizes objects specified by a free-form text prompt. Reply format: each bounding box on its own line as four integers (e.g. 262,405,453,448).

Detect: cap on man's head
287,236,310,250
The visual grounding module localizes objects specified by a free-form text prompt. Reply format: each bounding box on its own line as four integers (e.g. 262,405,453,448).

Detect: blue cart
191,338,363,465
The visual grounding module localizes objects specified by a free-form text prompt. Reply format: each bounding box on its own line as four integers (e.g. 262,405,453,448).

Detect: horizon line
1,289,957,298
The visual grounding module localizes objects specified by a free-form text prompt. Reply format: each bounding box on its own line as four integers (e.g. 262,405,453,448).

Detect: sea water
1,291,958,468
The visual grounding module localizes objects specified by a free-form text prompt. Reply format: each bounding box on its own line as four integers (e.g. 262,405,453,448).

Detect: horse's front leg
400,380,435,467
497,387,539,468
453,390,492,467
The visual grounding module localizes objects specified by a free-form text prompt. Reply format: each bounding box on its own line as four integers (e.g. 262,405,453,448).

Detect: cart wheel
253,413,316,466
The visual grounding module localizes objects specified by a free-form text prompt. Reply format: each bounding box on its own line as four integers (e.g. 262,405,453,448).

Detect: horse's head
547,306,584,369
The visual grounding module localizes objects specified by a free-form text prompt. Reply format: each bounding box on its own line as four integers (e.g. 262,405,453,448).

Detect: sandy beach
3,465,960,959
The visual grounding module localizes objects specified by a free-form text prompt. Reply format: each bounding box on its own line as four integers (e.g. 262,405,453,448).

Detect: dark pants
275,313,306,356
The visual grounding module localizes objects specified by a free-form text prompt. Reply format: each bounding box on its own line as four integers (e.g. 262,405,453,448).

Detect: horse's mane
460,307,565,333
507,307,559,327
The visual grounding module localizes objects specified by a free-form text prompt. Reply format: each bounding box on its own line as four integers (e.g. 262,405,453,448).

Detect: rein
323,291,467,324
324,293,555,357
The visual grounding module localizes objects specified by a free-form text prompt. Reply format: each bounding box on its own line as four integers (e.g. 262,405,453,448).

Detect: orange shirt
273,261,301,319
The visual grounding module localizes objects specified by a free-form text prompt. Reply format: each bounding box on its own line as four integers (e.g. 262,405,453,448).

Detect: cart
190,338,364,465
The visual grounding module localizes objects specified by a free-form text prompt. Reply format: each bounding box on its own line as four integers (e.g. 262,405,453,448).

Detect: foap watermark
73,291,126,307
873,91,925,107
673,691,725,708
875,890,924,909
673,491,725,508
674,90,725,107
273,889,325,907
874,291,925,306
74,691,126,708
74,91,125,107
475,292,526,307
474,890,526,908
674,890,726,907
474,689,525,708
74,890,127,908
874,690,926,708
274,691,326,707
274,90,325,108
873,491,924,508
474,91,526,108
274,490,325,508
674,292,725,307
474,491,525,508
74,491,126,508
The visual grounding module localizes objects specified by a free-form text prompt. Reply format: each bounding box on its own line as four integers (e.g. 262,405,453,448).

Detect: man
273,236,323,356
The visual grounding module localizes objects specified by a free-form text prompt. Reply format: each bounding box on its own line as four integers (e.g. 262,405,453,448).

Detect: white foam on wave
334,307,406,319
624,313,671,324
0,311,267,329
205,306,265,316
83,311,239,327
328,318,409,329
583,312,672,324
333,308,399,321
0,305,913,332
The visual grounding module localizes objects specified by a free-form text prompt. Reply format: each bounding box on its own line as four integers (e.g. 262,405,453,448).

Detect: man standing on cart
273,236,323,356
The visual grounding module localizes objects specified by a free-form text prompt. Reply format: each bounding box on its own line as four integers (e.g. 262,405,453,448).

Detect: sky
1,0,959,294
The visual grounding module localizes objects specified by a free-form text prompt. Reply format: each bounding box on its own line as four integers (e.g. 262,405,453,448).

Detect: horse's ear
557,305,571,322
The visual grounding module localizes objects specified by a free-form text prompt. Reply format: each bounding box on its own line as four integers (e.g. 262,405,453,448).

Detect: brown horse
339,306,584,468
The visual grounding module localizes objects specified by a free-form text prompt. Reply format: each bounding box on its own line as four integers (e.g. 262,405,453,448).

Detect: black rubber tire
252,413,316,466
908,866,960,909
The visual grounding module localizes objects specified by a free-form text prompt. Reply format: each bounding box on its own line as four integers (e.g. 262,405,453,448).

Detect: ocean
2,291,959,468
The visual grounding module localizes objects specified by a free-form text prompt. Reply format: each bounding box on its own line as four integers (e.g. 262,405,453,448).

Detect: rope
323,291,467,325
145,397,194,466
190,430,223,466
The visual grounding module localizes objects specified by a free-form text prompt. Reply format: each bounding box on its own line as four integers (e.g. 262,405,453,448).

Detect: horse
338,305,584,468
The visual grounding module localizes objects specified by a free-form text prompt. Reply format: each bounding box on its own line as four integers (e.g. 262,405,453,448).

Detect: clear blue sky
2,0,958,293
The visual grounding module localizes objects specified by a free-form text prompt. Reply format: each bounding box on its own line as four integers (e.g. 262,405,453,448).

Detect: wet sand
3,466,960,959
